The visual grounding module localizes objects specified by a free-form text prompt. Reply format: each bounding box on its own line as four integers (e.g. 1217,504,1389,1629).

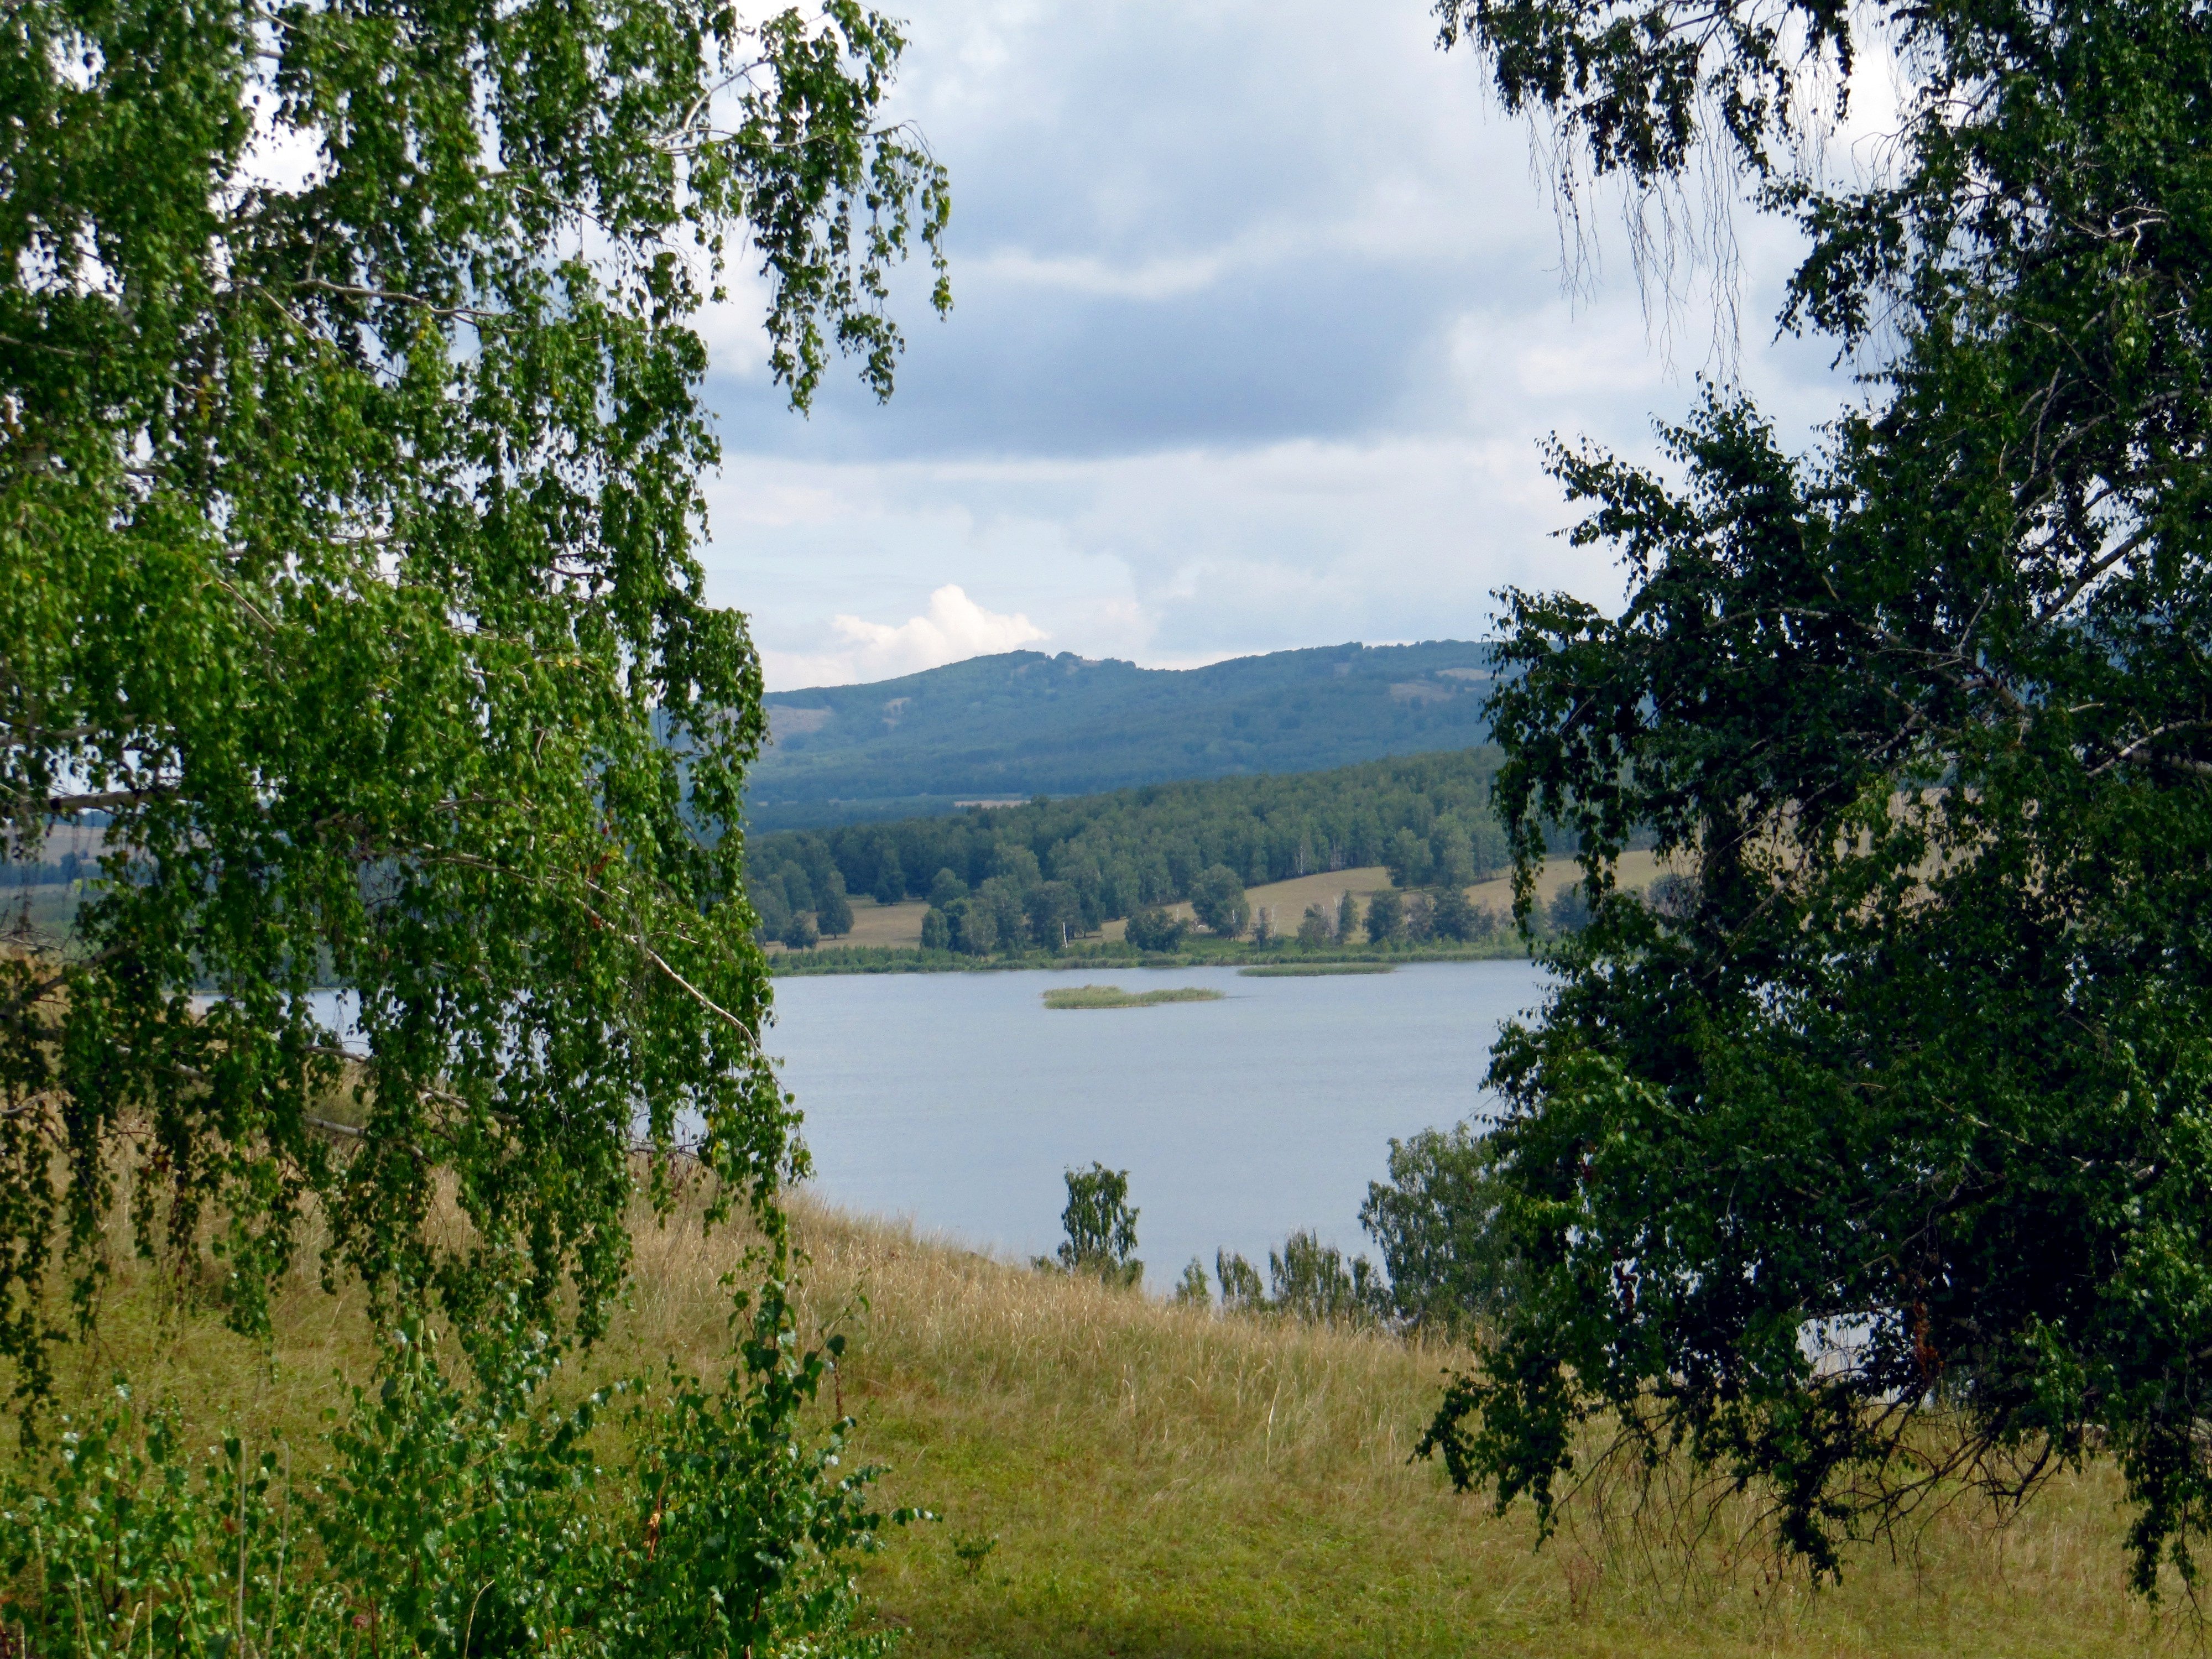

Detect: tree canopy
1426,0,2212,1592
747,748,1532,945
1,0,946,1404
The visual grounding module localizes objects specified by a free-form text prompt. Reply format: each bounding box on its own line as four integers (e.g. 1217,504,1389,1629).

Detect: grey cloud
710,252,1502,460
702,0,1580,462
699,0,1861,684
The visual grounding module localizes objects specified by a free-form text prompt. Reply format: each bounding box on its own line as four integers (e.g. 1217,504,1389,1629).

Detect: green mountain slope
748,640,1496,830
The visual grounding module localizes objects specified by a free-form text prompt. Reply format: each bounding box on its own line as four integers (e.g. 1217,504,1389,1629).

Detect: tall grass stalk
0,1167,2179,1657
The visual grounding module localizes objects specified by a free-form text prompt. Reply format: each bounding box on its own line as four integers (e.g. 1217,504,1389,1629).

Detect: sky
696,0,1863,690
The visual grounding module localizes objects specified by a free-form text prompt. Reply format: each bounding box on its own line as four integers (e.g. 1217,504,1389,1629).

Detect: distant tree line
746,750,1569,948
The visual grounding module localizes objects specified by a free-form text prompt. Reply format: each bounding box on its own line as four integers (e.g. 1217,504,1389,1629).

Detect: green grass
1239,961,1396,977
1041,983,1225,1009
2,1181,2176,1657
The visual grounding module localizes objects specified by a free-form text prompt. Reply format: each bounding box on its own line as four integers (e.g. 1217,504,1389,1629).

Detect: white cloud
763,584,1047,688
703,0,1863,685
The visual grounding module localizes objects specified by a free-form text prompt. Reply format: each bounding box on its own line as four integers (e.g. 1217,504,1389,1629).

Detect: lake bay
769,959,1551,1291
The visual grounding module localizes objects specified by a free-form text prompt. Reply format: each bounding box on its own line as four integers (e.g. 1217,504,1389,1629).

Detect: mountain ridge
746,639,1497,830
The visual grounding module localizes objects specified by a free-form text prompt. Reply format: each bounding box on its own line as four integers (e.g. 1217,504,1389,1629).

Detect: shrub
1365,889,1404,944
1051,1165,1142,1288
1267,1231,1387,1326
1359,1124,1520,1335
0,1269,914,1658
1188,865,1249,938
1123,906,1187,953
1172,1260,1212,1307
1214,1251,1266,1313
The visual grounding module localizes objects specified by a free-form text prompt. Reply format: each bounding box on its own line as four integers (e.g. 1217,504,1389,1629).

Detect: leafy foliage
1430,0,2212,1593
1048,1164,1142,1289
1188,866,1250,938
1214,1250,1266,1314
749,749,1539,949
1359,1124,1518,1337
1265,1232,1387,1327
1123,906,1188,954
0,1264,914,1657
1,0,946,1402
1172,1259,1212,1307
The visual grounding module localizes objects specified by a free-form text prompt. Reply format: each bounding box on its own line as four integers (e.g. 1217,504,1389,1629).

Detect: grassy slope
806,1203,2158,1659
36,1184,2171,1658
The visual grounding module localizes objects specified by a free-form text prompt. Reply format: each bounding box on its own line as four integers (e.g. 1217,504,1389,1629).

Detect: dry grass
764,896,931,954
7,1177,2182,1658
1105,854,1682,946
770,1198,2169,1659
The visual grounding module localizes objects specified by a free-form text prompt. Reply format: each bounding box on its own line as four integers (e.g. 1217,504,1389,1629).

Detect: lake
768,960,1551,1291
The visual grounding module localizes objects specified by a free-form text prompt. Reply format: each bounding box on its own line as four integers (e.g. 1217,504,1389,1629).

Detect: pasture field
19,1177,2175,1658
1120,852,1674,943
763,895,931,954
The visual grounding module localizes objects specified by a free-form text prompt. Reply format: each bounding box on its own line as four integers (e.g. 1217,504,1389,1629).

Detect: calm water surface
768,961,1551,1288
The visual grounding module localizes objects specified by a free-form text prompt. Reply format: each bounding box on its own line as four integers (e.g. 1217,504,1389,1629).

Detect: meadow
14,1175,2179,1659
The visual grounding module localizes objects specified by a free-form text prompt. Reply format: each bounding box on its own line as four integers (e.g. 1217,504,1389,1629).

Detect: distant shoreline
766,936,1538,977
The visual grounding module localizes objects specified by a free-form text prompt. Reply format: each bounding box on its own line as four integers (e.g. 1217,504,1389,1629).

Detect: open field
14,1177,2178,1658
1112,852,1675,943
764,895,931,954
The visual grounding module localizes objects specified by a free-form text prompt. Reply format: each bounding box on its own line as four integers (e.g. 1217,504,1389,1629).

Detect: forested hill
747,640,1496,830
744,749,1550,939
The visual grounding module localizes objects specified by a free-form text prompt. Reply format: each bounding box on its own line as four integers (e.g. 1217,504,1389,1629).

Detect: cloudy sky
698,0,1859,690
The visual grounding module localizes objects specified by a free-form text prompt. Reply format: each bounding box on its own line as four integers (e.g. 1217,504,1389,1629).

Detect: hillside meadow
11,1173,2179,1658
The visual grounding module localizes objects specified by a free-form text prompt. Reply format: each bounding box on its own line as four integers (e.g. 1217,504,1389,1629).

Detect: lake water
768,961,1551,1290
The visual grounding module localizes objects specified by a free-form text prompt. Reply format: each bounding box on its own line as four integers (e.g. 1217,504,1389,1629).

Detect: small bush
1124,905,1187,953
1214,1251,1265,1313
1359,1123,1520,1334
0,1267,914,1659
1267,1230,1387,1326
1172,1259,1212,1307
1047,1165,1143,1288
